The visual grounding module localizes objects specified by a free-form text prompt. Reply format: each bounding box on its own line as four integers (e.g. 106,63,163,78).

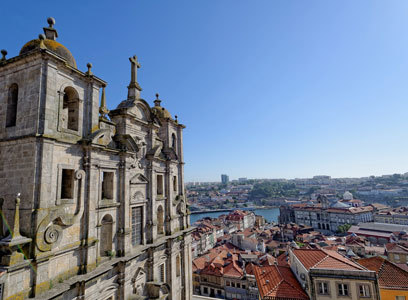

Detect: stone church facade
0,18,193,300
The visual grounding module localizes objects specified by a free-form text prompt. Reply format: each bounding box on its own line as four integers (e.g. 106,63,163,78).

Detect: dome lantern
19,17,77,68
43,17,58,40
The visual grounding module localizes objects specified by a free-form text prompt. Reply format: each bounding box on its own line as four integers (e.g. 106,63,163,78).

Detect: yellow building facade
359,256,408,300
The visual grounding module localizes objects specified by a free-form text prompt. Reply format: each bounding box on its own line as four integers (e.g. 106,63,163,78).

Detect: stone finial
0,49,7,62
175,115,178,123
127,55,142,100
12,194,22,239
86,62,93,76
38,34,46,49
0,193,31,266
99,85,109,118
154,93,161,107
47,17,55,28
43,17,58,40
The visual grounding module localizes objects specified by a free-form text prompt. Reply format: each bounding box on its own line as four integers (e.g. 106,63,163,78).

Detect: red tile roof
223,260,244,278
358,256,408,290
254,265,310,300
385,243,408,255
259,254,277,266
292,249,365,271
276,252,290,267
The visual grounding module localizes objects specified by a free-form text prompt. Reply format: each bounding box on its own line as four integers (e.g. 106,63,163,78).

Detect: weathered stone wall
0,138,37,236
0,57,42,140
0,30,193,300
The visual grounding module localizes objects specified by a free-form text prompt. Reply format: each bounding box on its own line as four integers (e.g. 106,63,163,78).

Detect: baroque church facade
0,18,193,300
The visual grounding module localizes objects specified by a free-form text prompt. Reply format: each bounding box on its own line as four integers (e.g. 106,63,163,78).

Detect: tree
337,224,352,234
249,181,299,199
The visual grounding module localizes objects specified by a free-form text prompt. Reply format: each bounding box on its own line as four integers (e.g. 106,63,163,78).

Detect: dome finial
0,49,7,61
43,17,58,40
47,17,55,28
154,93,161,107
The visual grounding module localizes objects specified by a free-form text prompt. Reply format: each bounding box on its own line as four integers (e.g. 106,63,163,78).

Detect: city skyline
4,1,408,182
186,171,408,183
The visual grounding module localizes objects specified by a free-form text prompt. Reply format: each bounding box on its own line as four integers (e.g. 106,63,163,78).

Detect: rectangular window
157,174,164,195
231,282,235,288
203,287,208,294
160,264,165,282
318,282,329,295
396,297,406,300
61,169,74,199
6,84,18,128
338,283,349,296
359,285,370,297
131,207,143,246
395,254,400,261
173,176,177,192
242,284,246,289
176,255,181,277
102,172,114,199
237,283,241,288
226,281,230,286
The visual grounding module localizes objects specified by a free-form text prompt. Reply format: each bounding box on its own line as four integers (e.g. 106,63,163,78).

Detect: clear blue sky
3,1,408,182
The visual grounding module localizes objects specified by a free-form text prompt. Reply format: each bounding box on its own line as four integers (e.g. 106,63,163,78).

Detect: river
190,207,280,224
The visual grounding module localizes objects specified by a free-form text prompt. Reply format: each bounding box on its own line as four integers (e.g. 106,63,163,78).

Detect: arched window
157,206,164,235
100,214,113,256
171,133,177,150
6,83,18,127
62,87,79,131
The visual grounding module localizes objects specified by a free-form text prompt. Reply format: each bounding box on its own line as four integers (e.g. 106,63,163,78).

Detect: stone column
183,235,193,300
165,160,172,235
118,155,130,256
0,198,4,238
86,150,99,270
147,159,154,244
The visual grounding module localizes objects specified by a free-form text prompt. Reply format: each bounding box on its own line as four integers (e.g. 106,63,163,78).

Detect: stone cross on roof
129,55,140,82
127,55,142,100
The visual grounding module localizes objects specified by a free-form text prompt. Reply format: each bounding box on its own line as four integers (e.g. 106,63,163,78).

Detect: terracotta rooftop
292,248,365,271
223,260,244,278
254,265,310,300
358,256,408,290
385,243,408,255
259,254,277,266
276,252,290,267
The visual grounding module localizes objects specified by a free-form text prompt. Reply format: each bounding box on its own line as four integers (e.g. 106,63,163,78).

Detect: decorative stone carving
36,170,85,252
0,195,32,266
146,282,170,299
44,224,62,245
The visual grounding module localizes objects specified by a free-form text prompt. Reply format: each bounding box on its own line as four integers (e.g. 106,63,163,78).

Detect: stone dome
152,94,172,120
152,105,172,120
343,191,353,201
19,17,77,68
20,39,77,68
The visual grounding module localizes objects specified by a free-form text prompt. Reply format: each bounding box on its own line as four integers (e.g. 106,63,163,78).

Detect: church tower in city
0,18,193,300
